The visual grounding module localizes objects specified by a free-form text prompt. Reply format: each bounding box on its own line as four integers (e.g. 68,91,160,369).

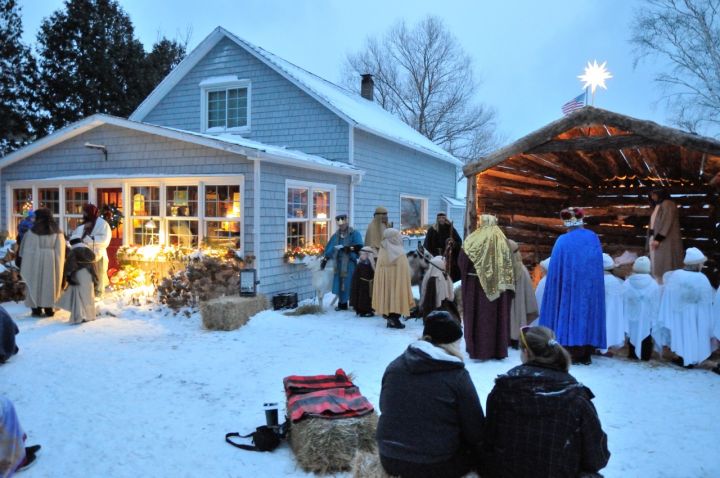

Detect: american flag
561,91,587,115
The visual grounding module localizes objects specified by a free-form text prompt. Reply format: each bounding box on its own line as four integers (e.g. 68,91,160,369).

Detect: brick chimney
361,74,374,101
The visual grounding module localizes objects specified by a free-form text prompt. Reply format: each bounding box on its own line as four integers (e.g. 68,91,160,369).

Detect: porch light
239,268,259,297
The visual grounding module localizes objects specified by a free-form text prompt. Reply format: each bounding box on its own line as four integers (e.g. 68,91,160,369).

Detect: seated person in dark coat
484,326,611,478
0,305,20,364
376,311,484,478
423,212,462,282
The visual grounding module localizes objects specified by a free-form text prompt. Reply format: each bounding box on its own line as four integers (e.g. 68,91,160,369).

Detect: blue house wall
143,37,350,163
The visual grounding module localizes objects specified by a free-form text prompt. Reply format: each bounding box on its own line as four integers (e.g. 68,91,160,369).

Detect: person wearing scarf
69,204,112,296
423,212,462,282
18,208,65,318
373,228,414,329
419,256,455,319
458,214,515,359
364,206,391,252
57,242,99,324
647,188,683,283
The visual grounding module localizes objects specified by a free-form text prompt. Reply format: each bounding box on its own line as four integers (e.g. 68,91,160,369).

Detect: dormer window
200,76,251,134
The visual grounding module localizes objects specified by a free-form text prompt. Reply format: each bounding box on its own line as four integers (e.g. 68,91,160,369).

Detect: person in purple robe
539,208,606,364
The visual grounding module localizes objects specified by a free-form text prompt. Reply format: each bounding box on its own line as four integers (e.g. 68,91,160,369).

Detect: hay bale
289,413,378,474
283,304,324,316
351,449,395,478
200,294,269,331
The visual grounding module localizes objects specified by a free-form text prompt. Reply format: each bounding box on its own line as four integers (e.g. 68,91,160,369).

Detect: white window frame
400,194,428,231
199,76,251,134
285,180,336,250
6,175,244,256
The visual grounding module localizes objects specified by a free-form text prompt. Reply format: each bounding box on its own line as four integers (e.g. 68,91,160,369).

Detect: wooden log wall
474,171,720,287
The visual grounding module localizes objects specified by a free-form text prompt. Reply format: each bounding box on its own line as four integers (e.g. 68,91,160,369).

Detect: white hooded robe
623,273,661,353
604,272,626,349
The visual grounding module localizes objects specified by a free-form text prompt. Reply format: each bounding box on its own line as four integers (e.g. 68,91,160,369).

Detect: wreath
102,204,124,230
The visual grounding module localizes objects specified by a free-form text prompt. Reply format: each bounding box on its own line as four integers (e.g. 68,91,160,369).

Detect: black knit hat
423,311,462,344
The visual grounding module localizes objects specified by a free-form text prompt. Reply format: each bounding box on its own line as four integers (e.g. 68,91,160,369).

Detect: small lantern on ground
239,268,259,297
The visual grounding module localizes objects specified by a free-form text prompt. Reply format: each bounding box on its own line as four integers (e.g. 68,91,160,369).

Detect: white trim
0,114,363,180
400,194,428,230
253,159,261,285
285,179,336,250
200,78,251,134
348,124,355,165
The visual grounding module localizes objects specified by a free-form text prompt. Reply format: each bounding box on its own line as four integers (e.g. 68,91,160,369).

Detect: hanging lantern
239,268,259,297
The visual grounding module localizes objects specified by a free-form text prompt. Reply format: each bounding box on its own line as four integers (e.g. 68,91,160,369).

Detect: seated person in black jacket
484,326,611,478
376,311,484,478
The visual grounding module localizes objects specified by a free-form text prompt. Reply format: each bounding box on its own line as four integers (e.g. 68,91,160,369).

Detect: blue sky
20,0,682,143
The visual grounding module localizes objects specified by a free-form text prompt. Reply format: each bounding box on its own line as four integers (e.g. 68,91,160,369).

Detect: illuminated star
578,60,613,94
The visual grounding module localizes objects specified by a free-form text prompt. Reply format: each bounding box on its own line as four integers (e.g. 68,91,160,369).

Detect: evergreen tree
0,0,39,156
35,0,147,134
142,38,187,97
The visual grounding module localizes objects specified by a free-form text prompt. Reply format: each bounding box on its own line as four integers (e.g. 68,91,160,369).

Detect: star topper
578,60,612,105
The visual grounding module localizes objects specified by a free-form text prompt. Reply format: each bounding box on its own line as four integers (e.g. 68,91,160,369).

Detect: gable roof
463,106,720,177
0,114,363,179
130,26,460,166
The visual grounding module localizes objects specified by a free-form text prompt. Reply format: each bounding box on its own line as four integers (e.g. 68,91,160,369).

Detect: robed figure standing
424,212,462,282
507,239,538,347
458,214,514,360
647,188,683,283
322,214,363,310
540,208,606,364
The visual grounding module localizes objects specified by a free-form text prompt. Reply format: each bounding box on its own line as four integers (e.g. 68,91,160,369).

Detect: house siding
352,129,458,235
446,206,465,238
143,37,350,162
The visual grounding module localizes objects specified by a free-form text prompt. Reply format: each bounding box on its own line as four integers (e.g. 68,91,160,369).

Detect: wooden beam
480,169,563,189
527,134,661,154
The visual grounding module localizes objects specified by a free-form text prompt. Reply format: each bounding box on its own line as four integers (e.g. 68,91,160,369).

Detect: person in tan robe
372,228,414,329
364,206,390,251
18,208,65,318
647,188,682,283
507,240,539,348
57,243,98,324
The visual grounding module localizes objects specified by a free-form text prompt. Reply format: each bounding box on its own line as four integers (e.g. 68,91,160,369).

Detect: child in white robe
57,241,98,324
622,256,660,361
603,253,625,350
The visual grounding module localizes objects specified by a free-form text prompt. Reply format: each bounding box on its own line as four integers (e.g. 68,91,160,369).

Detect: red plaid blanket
283,369,374,423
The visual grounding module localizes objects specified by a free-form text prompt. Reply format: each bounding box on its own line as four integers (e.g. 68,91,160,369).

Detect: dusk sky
20,0,688,144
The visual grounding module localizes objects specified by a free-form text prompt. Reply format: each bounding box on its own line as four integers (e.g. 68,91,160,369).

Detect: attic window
200,77,251,134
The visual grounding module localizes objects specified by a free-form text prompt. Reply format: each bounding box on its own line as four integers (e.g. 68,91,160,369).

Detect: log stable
464,107,720,286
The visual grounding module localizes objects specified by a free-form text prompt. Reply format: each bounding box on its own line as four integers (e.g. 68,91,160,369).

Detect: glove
320,258,328,270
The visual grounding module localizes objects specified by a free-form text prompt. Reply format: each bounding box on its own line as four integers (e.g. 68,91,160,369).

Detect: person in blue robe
539,207,606,364
322,214,363,310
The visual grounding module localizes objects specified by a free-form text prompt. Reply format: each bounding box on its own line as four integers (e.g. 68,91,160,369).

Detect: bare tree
343,15,498,163
631,0,720,133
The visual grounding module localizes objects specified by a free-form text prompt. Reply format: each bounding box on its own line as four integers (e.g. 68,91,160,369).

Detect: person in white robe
622,256,660,361
534,257,550,319
657,247,715,367
57,242,98,324
508,240,538,348
419,256,455,319
603,253,625,350
70,204,112,296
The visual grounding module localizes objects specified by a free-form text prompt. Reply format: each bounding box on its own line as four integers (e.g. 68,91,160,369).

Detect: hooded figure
458,214,514,360
656,247,715,367
350,246,375,317
15,210,34,249
57,243,99,324
18,208,65,318
377,311,484,478
508,240,538,346
535,257,550,316
419,256,455,319
373,228,414,329
602,253,626,350
423,212,462,282
623,256,660,361
647,188,683,283
0,307,19,364
322,214,364,310
364,206,390,251
539,208,606,365
70,204,112,295
484,326,610,478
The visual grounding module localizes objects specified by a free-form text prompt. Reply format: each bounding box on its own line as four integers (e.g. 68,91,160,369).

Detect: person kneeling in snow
483,326,610,478
56,241,99,324
0,396,41,475
376,311,484,478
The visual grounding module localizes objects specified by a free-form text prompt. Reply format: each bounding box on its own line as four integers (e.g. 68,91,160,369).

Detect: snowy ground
2,293,719,478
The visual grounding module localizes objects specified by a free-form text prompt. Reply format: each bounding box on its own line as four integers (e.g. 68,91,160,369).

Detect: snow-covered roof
130,27,460,166
0,114,363,179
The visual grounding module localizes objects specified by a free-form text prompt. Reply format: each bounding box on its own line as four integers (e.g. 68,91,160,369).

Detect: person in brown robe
373,228,414,329
459,215,515,360
647,188,682,283
507,240,539,349
350,246,375,317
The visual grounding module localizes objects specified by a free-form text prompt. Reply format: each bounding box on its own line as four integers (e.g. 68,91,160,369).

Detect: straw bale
200,294,268,331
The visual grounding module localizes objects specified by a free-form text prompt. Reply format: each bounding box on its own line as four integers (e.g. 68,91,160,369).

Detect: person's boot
628,342,639,360
509,339,519,350
30,308,42,317
640,335,654,361
335,302,348,311
386,314,405,329
43,308,55,317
